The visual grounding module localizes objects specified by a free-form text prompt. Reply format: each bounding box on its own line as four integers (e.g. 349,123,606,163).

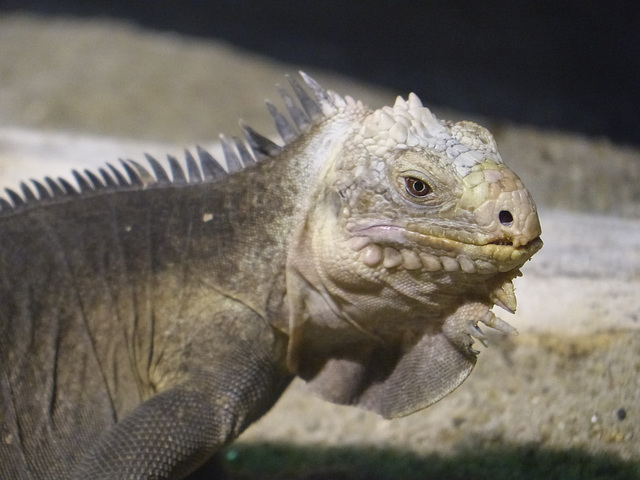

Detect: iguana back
0,165,293,477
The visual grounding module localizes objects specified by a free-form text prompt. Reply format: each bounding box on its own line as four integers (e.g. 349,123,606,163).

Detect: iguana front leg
72,329,291,479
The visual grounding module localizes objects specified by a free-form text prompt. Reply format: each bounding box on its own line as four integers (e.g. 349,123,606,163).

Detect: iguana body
0,73,542,479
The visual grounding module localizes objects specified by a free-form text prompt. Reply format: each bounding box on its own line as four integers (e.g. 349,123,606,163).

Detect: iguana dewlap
0,73,542,479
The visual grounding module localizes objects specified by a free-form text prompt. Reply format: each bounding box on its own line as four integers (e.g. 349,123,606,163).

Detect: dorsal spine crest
0,72,340,215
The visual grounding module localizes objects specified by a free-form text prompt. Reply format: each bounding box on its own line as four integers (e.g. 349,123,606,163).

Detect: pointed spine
45,177,66,197
299,71,336,116
119,160,142,187
99,168,118,188
84,170,105,190
144,154,171,184
196,146,227,181
5,188,25,207
184,150,203,183
107,164,129,186
127,160,156,186
241,122,282,160
31,180,51,199
167,155,187,184
58,178,78,195
234,137,256,166
220,135,243,173
277,84,310,131
287,73,323,123
20,182,37,202
72,170,93,192
266,101,298,143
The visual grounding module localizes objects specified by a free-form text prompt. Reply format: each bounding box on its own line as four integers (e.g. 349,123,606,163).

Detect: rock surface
1,14,638,479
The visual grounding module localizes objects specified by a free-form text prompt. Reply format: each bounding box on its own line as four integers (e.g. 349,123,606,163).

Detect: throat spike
491,279,518,313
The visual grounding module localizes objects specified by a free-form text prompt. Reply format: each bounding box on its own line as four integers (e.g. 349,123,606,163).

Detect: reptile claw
468,323,488,347
481,312,518,336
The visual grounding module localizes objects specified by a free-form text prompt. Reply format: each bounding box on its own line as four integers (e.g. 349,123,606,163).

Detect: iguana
0,73,542,479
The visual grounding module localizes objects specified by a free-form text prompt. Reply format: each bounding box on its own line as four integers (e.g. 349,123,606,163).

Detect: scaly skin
0,73,541,478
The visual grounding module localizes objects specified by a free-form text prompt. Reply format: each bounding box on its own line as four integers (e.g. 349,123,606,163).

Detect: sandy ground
1,14,639,479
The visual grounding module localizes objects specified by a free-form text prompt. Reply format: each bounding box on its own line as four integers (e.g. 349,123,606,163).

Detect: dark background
1,0,637,145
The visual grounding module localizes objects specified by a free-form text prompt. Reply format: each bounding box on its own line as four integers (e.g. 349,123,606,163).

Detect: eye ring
404,176,432,198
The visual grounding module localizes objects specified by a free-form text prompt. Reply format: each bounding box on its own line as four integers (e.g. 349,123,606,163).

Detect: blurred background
1,0,637,145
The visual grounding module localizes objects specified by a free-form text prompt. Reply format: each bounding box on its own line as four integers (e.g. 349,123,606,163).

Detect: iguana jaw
348,224,542,274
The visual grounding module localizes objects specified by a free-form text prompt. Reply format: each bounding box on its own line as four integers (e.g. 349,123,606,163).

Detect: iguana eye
404,177,432,197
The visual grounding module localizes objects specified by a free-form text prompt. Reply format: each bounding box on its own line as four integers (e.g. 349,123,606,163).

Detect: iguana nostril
499,210,514,226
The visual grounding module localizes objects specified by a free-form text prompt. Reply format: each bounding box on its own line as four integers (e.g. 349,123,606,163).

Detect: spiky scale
144,154,171,184
20,182,37,202
196,146,226,181
166,155,186,184
119,160,143,187
107,164,129,186
72,170,93,193
31,180,51,199
286,74,323,123
266,101,298,144
220,135,243,173
299,71,336,116
84,170,105,190
241,122,282,159
5,188,25,207
127,160,156,186
234,137,256,166
277,83,310,131
491,279,518,313
58,178,78,195
99,168,118,188
184,150,203,183
45,177,66,197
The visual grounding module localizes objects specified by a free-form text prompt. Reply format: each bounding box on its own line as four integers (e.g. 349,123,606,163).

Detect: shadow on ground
220,441,638,480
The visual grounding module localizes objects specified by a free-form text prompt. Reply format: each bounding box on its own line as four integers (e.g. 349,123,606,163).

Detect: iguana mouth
352,224,539,250
405,229,542,264
350,224,542,272
488,238,515,246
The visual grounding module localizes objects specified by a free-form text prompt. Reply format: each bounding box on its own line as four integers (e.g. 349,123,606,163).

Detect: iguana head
334,94,541,275
285,75,542,418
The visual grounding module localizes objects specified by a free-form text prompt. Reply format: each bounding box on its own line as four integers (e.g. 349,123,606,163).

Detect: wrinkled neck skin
287,179,512,359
